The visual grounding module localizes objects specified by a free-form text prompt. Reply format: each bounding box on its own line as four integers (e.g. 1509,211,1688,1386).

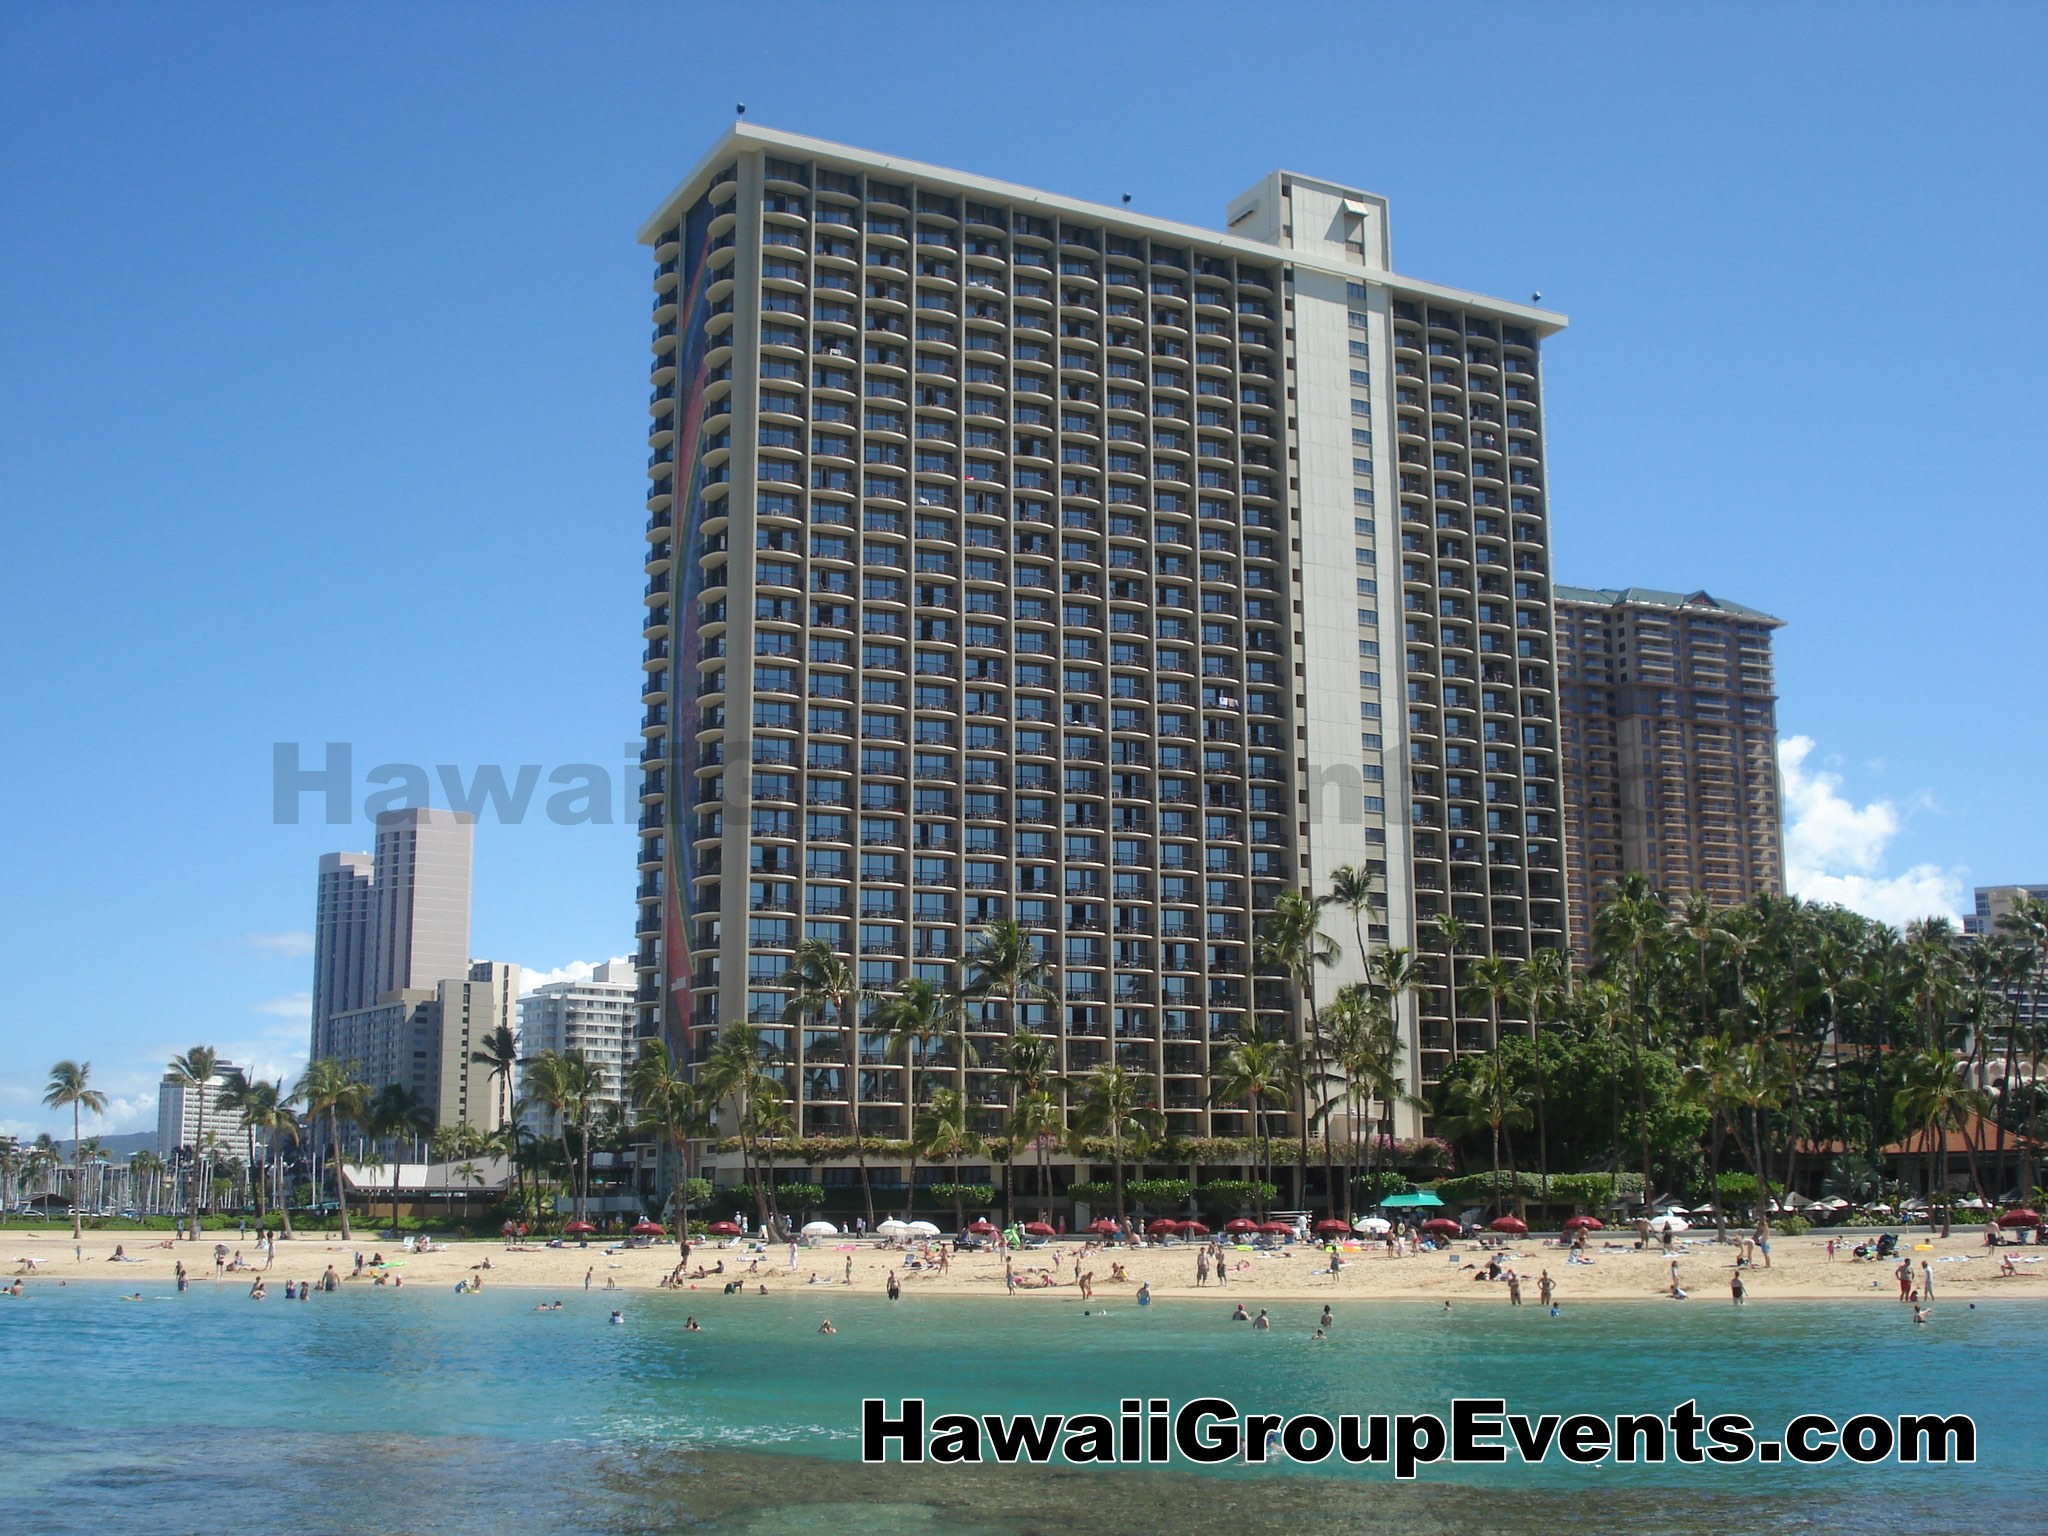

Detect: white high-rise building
155,1060,244,1159
633,127,1566,1181
519,960,637,1131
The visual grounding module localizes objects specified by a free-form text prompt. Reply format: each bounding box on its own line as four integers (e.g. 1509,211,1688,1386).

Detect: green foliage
1544,1172,1643,1207
1195,1179,1278,1211
1772,1215,1812,1235
1124,1178,1193,1208
1432,1171,1544,1206
774,1182,827,1209
927,1183,995,1205
1352,1170,1414,1204
1715,1171,1772,1201
1065,1181,1114,1203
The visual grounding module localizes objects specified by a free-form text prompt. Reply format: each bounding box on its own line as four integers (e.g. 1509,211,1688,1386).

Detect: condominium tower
1555,586,1784,955
634,126,1568,1168
518,959,637,1133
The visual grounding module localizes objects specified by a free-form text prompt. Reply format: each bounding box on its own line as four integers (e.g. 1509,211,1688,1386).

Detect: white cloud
519,956,633,994
242,931,314,958
1779,735,1962,928
253,992,311,1022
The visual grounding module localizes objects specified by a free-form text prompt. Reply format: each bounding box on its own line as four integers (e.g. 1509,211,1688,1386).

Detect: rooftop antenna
1531,291,1542,302
736,103,747,117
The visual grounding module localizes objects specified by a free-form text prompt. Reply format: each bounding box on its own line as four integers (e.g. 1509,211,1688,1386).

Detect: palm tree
1896,1047,1993,1232
1070,1064,1163,1231
784,937,874,1227
1440,1051,1531,1218
1328,865,1379,971
224,1077,289,1231
1211,1027,1288,1217
469,1023,521,1134
629,1039,711,1230
996,1030,1060,1221
914,1086,980,1233
1008,1089,1063,1221
965,917,1058,1067
879,978,962,1135
451,1162,484,1220
698,1021,783,1229
364,1084,434,1228
1515,944,1570,1212
1257,888,1340,1211
42,1061,107,1239
243,1084,299,1237
166,1047,221,1224
0,1135,20,1225
1594,875,1669,1212
293,1058,369,1239
128,1150,164,1218
1323,983,1407,1219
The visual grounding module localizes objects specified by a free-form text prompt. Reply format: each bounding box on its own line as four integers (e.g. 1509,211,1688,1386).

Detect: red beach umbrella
1088,1218,1122,1235
631,1219,666,1236
1563,1215,1604,1231
1257,1221,1293,1236
1147,1219,1182,1236
1314,1219,1351,1237
1421,1218,1461,1236
1488,1216,1529,1235
1178,1220,1210,1237
1223,1218,1259,1234
563,1220,597,1235
1998,1209,2042,1229
968,1218,997,1234
707,1220,742,1236
1022,1222,1056,1236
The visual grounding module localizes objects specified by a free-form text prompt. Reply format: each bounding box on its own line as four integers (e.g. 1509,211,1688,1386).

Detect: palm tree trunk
70,1103,82,1241
331,1111,353,1240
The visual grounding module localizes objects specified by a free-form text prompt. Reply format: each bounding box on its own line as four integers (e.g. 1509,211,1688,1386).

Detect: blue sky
3,5,2043,1139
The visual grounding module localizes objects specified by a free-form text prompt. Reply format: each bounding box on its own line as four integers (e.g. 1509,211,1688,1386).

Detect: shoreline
13,1228,2044,1307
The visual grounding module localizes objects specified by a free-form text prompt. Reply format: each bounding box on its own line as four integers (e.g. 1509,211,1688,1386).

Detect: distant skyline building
154,1059,243,1158
634,123,1570,1173
1555,586,1785,955
518,959,635,1133
321,962,520,1132
312,851,375,1047
1963,883,2048,940
369,808,474,996
308,807,499,1131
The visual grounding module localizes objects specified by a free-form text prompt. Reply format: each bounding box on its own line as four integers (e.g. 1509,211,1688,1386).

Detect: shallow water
0,1282,2034,1534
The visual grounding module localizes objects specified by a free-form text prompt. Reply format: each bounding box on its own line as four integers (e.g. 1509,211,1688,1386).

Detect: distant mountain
56,1131,157,1162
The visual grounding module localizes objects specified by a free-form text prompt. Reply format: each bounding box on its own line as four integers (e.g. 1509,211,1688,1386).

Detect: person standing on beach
1731,1271,1746,1306
843,1254,853,1285
585,1266,594,1292
886,1270,901,1302
1921,1260,1935,1301
1195,1249,1209,1287
1897,1257,1913,1300
1507,1273,1523,1307
1538,1270,1554,1307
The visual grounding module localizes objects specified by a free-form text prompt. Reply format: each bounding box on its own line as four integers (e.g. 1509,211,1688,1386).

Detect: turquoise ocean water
1,1280,2037,1535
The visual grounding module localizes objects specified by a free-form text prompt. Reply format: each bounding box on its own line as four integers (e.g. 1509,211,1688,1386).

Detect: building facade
369,807,474,996
519,960,637,1127
154,1060,244,1159
634,127,1568,1172
1555,586,1784,955
323,962,519,1132
312,851,375,1047
1963,884,2048,941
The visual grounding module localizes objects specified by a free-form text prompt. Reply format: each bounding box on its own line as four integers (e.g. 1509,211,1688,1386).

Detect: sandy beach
11,1225,2047,1307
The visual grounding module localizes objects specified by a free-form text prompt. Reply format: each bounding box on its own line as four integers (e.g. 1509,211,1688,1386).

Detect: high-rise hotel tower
635,127,1567,1161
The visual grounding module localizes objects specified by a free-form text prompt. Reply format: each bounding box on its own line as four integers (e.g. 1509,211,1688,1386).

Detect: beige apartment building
634,125,1570,1184
1555,586,1785,955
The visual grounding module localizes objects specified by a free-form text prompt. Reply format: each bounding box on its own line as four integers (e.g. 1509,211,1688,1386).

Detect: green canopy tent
1379,1192,1445,1209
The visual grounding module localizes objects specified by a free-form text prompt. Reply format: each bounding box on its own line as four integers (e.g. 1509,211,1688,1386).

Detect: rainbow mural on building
658,190,721,1057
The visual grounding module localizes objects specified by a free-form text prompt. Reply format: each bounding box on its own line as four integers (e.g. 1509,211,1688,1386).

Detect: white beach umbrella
801,1221,839,1237
1353,1216,1393,1234
875,1219,911,1236
1647,1214,1690,1233
905,1219,941,1236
